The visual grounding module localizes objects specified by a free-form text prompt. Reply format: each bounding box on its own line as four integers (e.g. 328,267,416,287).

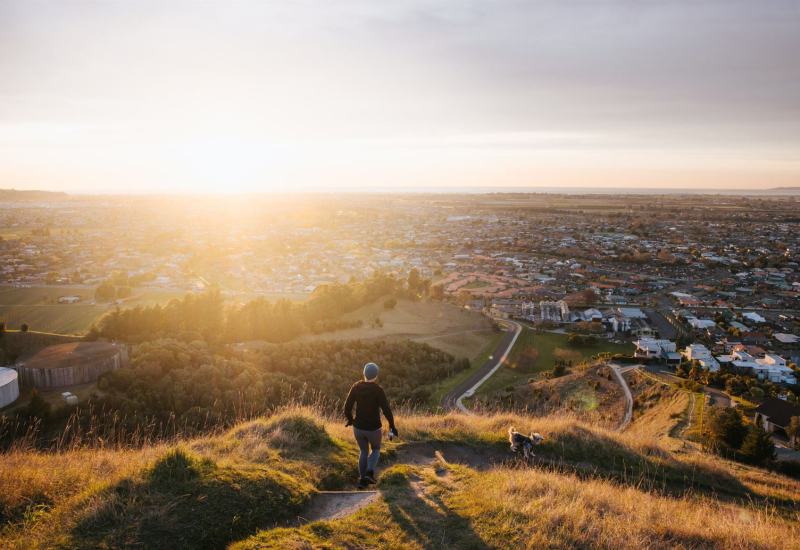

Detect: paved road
440,319,522,413
645,310,676,339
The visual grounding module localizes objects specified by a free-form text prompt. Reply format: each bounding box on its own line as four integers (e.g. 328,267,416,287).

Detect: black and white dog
508,427,543,459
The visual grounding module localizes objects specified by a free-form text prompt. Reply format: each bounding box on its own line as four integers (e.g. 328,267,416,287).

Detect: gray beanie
364,362,379,380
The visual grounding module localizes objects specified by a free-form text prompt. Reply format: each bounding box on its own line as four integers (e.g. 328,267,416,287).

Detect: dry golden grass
237,458,800,550
3,405,800,549
296,297,491,344
625,370,691,447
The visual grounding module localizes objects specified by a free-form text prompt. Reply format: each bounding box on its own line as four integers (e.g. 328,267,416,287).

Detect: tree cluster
91,273,401,344
704,405,776,466
80,338,463,436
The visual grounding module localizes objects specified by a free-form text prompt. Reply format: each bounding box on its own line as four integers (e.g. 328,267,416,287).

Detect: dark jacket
344,381,395,431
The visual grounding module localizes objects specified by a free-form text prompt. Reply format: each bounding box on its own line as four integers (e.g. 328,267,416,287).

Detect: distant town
1,190,799,453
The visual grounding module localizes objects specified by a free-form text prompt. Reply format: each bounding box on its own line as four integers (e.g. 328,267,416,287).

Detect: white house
731,351,797,384
684,344,720,372
635,338,682,365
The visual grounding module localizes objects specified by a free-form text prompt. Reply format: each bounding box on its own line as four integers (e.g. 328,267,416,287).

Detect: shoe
364,470,377,485
358,478,369,489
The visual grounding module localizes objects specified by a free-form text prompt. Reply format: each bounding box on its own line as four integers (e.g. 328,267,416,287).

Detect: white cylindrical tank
0,367,20,408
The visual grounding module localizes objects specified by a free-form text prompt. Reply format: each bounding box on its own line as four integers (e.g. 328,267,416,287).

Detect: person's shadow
383,472,491,550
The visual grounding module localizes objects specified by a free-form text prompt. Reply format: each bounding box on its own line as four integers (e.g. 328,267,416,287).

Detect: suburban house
754,398,800,446
684,344,720,372
731,351,797,384
634,338,682,365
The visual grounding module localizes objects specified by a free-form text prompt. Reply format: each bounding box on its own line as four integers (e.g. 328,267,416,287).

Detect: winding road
440,319,523,414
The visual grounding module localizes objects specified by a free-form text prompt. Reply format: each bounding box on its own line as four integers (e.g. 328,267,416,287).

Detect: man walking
344,362,397,487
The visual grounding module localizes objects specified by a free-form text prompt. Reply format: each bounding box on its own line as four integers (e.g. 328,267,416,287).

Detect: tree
430,285,445,301
116,286,132,299
95,280,117,302
383,297,397,309
457,290,472,307
407,268,421,294
518,347,539,372
582,288,597,305
20,323,29,332
740,425,777,465
787,416,800,447
110,270,129,287
705,406,748,451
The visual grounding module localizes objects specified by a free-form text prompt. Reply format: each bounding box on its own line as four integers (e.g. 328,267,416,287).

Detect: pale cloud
1,1,799,191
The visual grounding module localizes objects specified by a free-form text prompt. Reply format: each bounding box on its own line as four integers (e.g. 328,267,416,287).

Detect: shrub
773,459,800,479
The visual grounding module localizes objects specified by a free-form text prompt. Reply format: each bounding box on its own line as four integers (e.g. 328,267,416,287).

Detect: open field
297,298,492,344
475,329,633,397
0,285,309,336
0,285,95,305
0,305,106,335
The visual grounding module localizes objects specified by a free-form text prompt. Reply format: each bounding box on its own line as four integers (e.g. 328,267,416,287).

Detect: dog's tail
508,426,515,436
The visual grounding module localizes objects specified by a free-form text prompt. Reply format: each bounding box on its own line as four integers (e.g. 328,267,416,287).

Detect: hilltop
2,406,798,549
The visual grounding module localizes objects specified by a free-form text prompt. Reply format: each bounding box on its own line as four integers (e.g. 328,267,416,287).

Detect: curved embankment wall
16,352,122,389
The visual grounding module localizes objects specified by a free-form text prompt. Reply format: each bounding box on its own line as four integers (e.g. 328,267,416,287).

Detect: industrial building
0,367,19,408
539,300,570,323
14,342,123,389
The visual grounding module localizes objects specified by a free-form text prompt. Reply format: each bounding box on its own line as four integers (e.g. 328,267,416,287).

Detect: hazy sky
1,1,799,192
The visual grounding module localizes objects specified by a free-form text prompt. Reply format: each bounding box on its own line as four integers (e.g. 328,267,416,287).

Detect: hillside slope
295,297,494,360
1,407,799,549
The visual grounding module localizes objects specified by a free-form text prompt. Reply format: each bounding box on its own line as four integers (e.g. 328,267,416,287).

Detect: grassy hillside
476,329,632,396
476,364,627,428
2,405,799,549
296,298,493,353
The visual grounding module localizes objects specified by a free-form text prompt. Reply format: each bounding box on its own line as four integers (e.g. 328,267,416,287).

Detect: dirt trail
296,491,380,524
610,364,633,432
289,439,648,526
291,442,511,525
